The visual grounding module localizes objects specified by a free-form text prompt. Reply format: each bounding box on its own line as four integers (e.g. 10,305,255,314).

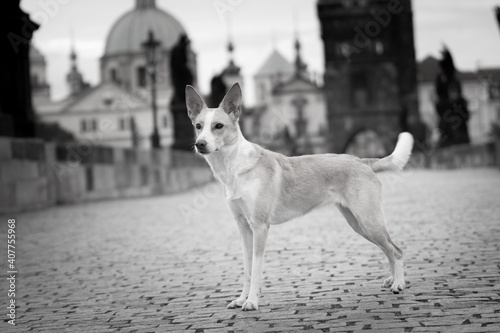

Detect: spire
70,27,77,69
66,30,89,96
136,0,156,9
293,11,307,78
227,39,235,67
294,36,307,78
223,38,240,77
223,19,240,77
70,47,77,71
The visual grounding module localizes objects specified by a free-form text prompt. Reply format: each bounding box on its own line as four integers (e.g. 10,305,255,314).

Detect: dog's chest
207,158,240,200
214,172,240,200
205,148,262,203
212,169,260,206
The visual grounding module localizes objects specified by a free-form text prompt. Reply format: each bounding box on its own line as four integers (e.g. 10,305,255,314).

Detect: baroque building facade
35,0,196,149
243,40,328,155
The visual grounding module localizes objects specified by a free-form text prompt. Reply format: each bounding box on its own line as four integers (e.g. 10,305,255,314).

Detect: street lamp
142,29,162,149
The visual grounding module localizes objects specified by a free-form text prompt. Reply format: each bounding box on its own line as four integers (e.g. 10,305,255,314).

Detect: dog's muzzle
195,139,209,154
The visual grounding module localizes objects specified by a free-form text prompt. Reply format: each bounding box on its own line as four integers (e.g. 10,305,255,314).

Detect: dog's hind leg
337,204,405,293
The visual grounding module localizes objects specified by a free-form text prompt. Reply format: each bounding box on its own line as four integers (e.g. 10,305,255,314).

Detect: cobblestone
1,169,500,332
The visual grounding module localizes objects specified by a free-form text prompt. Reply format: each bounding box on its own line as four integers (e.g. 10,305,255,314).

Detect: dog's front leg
227,220,253,309
242,223,269,311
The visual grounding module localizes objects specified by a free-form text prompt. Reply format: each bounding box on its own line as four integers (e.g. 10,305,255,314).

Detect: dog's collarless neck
205,139,259,182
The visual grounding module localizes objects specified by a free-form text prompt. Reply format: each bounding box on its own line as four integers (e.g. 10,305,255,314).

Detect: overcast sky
20,0,500,105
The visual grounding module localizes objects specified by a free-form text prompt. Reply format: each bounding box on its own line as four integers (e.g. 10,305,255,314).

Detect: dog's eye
215,123,224,129
195,123,202,130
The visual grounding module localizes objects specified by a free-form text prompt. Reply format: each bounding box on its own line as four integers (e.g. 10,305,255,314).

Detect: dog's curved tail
362,132,414,173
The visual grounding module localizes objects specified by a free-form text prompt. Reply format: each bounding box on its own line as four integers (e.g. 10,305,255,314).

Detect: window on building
91,119,98,131
375,41,384,55
85,166,94,191
118,117,125,131
137,66,147,88
258,83,266,101
140,165,149,186
351,71,370,108
162,114,168,128
110,68,118,83
80,119,87,133
489,83,500,99
119,117,132,131
337,42,358,61
353,89,369,108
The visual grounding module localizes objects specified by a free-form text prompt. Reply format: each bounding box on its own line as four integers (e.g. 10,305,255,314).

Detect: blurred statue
130,116,139,148
282,126,297,156
434,47,470,147
170,34,194,151
1,0,39,137
170,34,193,106
209,74,226,108
495,6,500,32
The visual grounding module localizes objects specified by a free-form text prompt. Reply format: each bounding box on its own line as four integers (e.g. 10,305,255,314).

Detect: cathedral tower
317,0,420,156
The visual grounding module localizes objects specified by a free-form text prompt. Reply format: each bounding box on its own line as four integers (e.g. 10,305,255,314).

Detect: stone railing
0,137,212,214
408,142,497,169
1,137,497,214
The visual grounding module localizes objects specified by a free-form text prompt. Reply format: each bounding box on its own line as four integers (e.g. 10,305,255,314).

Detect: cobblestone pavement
1,169,500,332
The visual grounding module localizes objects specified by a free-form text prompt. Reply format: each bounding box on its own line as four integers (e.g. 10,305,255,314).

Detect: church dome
104,0,186,57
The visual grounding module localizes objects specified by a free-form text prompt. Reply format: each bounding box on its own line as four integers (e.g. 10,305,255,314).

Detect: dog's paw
390,280,405,294
227,298,245,309
381,276,394,289
241,299,258,311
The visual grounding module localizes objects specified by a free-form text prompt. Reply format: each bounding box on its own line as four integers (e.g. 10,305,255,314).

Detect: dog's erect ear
185,85,207,122
219,82,242,122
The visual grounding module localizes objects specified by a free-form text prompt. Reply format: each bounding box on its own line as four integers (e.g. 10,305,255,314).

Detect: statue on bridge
434,47,470,147
208,74,226,108
170,34,195,151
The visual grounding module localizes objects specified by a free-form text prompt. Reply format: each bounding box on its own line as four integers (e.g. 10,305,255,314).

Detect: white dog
186,83,413,311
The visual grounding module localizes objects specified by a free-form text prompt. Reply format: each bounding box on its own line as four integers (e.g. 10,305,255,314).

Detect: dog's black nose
195,140,207,150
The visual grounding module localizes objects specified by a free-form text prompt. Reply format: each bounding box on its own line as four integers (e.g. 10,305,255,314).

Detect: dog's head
185,83,242,155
